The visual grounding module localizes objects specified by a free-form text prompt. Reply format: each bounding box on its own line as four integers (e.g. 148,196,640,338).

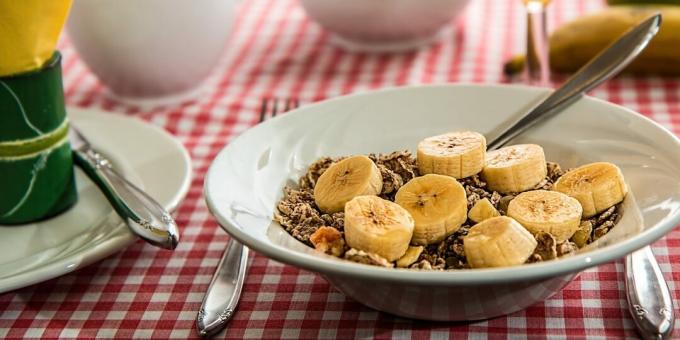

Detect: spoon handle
625,246,674,339
487,14,661,150
196,240,248,337
73,149,180,250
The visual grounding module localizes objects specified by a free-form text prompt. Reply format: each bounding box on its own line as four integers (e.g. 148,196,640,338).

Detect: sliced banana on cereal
395,174,467,245
553,162,627,218
464,216,538,268
396,246,424,268
507,190,583,242
314,155,383,213
344,196,414,262
417,131,486,179
468,198,500,224
482,144,547,193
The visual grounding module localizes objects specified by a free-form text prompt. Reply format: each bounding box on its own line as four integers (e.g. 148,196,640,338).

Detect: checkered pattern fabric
1,0,679,338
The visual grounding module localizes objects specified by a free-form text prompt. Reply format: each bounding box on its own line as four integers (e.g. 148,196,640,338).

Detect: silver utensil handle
197,240,248,337
625,246,674,339
487,14,661,150
73,149,179,250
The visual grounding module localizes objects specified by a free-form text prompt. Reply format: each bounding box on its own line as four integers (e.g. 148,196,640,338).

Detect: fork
196,97,300,337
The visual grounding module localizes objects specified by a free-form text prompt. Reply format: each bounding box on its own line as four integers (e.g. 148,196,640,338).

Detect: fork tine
283,98,291,112
259,98,268,123
271,98,279,117
287,98,298,111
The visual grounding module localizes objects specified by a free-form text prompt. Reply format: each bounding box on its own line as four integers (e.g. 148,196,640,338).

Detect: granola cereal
299,157,337,191
344,248,393,267
274,187,344,246
527,232,578,263
587,205,620,242
369,151,418,200
528,232,558,262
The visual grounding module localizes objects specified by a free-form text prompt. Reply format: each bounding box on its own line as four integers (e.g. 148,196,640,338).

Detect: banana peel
505,6,680,76
0,0,73,76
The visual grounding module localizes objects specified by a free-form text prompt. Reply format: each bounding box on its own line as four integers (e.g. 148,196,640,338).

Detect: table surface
2,0,680,338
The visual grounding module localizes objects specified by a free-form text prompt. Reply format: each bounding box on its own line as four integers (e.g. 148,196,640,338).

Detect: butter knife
69,126,179,250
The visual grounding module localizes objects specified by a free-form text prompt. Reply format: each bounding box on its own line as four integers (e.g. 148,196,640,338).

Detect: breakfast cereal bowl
204,84,680,321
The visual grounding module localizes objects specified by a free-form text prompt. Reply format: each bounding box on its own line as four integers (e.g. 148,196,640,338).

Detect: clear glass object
523,0,551,86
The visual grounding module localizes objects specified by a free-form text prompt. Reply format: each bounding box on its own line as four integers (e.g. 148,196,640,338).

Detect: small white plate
0,107,192,294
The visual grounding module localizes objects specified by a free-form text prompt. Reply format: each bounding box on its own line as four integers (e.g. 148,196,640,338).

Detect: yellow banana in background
505,6,680,76
0,0,73,76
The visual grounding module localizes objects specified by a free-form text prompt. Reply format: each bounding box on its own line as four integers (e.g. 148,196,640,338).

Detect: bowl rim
205,83,680,285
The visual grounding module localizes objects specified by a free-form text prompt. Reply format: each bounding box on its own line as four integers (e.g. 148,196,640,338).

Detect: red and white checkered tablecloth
2,0,680,338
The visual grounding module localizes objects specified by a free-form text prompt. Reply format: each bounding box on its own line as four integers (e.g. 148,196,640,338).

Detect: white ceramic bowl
299,0,471,52
67,0,236,107
204,84,680,321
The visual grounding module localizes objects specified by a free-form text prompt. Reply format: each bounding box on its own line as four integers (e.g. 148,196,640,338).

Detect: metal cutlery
625,246,675,339
70,127,179,250
196,98,299,337
487,14,673,339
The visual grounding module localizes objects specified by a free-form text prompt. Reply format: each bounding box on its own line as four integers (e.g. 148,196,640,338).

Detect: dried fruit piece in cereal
310,226,346,257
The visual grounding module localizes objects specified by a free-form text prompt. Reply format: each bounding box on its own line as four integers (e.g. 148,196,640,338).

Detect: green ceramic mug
0,52,78,224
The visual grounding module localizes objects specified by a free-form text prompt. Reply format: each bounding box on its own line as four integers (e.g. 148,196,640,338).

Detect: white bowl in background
204,84,680,321
299,0,471,52
66,0,236,107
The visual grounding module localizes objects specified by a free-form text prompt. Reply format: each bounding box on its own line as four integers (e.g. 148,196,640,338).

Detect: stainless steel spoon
487,13,673,339
70,127,180,250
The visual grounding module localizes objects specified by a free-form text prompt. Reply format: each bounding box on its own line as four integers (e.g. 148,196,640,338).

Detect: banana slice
571,221,593,248
395,174,467,245
417,131,486,179
314,155,383,213
468,198,500,224
396,246,424,268
507,190,583,242
344,196,414,261
464,216,538,268
482,144,547,193
553,162,627,218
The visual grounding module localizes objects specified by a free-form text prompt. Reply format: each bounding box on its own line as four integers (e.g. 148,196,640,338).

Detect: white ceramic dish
204,84,680,320
67,0,236,107
299,0,471,52
0,107,191,293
